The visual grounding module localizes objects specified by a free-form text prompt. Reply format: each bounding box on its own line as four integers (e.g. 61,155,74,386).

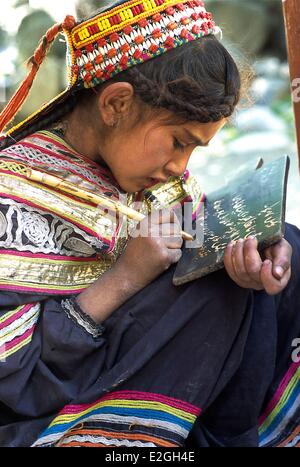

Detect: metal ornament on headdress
0,0,221,136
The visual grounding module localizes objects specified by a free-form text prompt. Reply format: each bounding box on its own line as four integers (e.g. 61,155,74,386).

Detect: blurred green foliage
0,26,7,51
16,9,65,63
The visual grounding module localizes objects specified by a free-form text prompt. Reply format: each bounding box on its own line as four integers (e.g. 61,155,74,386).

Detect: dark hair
1,35,240,149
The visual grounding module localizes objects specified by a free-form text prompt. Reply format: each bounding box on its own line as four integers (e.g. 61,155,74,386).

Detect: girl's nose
165,155,190,178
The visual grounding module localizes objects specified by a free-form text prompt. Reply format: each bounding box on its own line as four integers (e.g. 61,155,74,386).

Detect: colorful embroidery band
259,362,300,447
0,303,40,361
33,390,202,447
66,0,220,88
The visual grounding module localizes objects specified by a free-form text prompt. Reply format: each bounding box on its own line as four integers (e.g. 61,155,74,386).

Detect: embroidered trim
62,297,105,339
33,390,202,447
259,362,300,447
68,0,219,87
0,303,40,360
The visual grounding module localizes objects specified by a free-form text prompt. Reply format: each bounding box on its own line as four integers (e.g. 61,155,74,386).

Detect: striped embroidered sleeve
0,294,108,417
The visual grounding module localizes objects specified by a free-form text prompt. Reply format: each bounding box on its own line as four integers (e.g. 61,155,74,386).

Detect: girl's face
98,115,226,193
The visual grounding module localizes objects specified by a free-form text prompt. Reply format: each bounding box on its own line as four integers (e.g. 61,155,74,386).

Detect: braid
111,36,240,124
125,67,236,123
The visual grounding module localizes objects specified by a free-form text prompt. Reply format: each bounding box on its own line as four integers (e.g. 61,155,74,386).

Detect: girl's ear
97,82,135,126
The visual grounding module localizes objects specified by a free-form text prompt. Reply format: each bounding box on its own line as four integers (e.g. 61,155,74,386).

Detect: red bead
88,24,99,35
202,22,208,33
84,62,93,71
152,28,162,39
120,54,129,65
152,13,162,21
97,38,107,47
123,25,134,35
95,54,104,64
107,48,117,58
95,69,104,79
84,72,92,82
191,13,199,21
138,18,148,28
115,13,122,24
149,43,159,54
167,22,177,30
181,17,190,25
75,49,82,58
165,7,175,15
105,64,115,74
121,43,130,53
133,49,143,60
134,35,144,45
192,25,201,34
180,28,188,39
109,32,119,42
164,36,175,48
85,44,94,53
176,3,185,11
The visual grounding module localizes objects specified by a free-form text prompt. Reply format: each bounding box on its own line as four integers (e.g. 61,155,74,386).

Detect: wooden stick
282,0,300,169
27,167,194,241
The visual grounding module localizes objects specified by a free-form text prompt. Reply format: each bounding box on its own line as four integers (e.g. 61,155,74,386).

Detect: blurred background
0,0,299,226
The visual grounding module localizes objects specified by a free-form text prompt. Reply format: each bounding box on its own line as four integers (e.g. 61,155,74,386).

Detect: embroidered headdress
0,0,221,138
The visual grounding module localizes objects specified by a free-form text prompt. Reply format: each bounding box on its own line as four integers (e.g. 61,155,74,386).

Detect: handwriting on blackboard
173,156,289,285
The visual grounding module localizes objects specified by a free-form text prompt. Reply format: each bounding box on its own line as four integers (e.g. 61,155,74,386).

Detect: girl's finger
224,241,240,284
243,236,262,286
263,239,292,280
260,260,291,295
165,235,184,249
231,239,252,283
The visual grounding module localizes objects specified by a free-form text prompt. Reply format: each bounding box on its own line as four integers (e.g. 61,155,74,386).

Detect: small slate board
173,156,290,286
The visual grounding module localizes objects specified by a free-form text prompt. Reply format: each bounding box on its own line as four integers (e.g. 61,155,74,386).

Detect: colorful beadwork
64,0,220,89
1,0,220,137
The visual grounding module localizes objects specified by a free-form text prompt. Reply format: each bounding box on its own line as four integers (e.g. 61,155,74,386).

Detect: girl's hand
116,208,183,291
224,236,292,295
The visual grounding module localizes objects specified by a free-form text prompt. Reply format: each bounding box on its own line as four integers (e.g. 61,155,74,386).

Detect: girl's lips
144,177,168,188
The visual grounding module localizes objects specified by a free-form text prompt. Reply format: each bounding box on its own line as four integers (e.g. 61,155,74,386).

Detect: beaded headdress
0,0,221,138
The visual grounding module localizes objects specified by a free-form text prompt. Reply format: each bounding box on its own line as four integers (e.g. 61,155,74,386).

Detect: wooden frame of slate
282,0,300,168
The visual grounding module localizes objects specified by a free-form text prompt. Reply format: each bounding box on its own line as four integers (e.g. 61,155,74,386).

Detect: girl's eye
173,138,185,151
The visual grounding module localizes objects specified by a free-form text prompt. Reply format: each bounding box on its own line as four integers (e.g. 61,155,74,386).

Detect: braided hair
112,36,240,123
1,35,240,150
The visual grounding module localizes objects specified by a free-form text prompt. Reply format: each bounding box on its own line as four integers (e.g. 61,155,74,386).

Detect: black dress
0,224,299,447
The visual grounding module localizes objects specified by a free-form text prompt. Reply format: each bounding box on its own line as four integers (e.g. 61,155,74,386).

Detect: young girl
0,0,299,448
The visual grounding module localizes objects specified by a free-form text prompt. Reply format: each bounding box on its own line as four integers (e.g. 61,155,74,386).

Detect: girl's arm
0,209,183,418
0,290,109,417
